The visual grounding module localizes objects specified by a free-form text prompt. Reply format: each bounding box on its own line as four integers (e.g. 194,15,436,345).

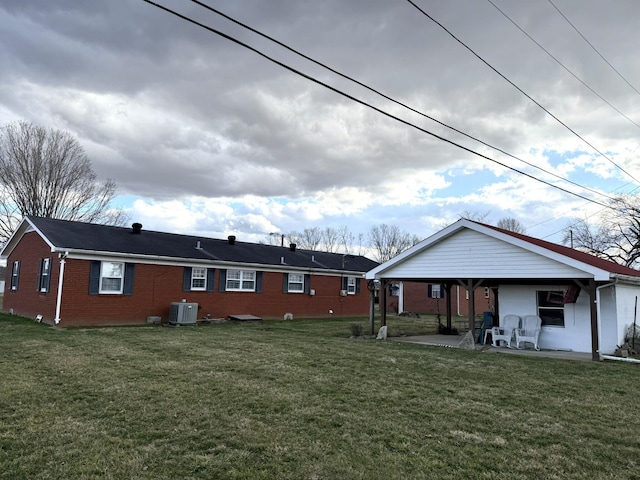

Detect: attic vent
228,235,236,245
289,243,296,252
132,223,142,234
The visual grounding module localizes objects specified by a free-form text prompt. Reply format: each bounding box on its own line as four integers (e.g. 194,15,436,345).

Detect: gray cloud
1,0,639,241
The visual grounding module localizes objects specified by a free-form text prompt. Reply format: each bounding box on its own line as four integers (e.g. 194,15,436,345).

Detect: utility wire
405,0,640,185
188,0,615,203
141,0,611,209
547,0,640,98
487,0,640,130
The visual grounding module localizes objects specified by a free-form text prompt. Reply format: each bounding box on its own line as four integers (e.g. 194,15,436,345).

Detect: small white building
366,219,640,359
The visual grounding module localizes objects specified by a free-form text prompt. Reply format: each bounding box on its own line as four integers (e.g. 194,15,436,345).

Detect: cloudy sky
1,0,639,248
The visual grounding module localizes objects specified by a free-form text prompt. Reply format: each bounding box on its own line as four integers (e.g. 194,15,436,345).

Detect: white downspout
54,252,68,325
456,285,461,316
595,280,616,360
398,281,404,314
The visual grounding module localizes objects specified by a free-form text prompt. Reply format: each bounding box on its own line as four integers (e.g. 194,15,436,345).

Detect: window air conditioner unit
169,302,198,325
340,290,348,296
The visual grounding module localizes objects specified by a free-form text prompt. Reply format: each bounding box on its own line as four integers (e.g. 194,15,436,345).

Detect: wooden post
467,279,475,332
369,289,375,335
589,279,599,361
380,279,388,327
445,283,452,330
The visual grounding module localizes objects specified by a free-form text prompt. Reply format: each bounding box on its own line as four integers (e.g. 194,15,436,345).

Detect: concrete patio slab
390,334,593,361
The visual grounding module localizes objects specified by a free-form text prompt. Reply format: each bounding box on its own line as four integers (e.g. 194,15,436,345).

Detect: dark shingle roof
27,216,379,273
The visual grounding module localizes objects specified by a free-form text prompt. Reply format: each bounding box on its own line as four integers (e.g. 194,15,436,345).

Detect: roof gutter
610,273,640,286
53,251,68,325
51,247,367,276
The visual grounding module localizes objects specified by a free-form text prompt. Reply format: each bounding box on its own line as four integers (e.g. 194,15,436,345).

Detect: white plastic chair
491,314,520,348
515,315,542,350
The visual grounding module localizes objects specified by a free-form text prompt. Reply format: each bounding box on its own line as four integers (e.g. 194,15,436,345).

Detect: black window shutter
183,267,192,292
219,269,227,292
342,277,348,291
356,278,361,294
36,259,43,291
89,261,100,295
43,258,52,292
304,274,311,294
206,268,216,292
283,273,289,293
123,263,135,296
256,271,263,293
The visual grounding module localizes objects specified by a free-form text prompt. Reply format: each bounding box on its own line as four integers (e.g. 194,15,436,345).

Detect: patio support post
467,279,475,332
589,279,599,361
380,279,388,327
445,283,452,330
369,289,375,335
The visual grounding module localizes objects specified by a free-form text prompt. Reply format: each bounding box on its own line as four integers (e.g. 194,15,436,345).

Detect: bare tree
337,225,355,254
497,217,526,234
322,227,340,252
459,210,491,222
289,227,323,250
563,195,640,268
0,121,128,242
368,223,420,263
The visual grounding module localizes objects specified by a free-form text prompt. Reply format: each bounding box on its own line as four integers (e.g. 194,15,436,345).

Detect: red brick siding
5,243,370,326
3,231,59,321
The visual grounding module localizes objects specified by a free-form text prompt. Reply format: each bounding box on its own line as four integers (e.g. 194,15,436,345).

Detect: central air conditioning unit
169,302,198,325
340,290,348,296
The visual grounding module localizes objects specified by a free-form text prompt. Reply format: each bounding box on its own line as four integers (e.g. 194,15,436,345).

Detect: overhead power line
487,0,640,130
141,0,612,209
405,0,640,186
547,0,640,99
188,0,615,203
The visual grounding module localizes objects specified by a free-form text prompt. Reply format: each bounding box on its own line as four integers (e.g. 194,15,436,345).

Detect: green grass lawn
1,314,639,480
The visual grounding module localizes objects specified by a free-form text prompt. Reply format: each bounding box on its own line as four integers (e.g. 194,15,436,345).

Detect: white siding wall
499,284,592,353
612,284,640,352
598,285,618,354
384,229,589,279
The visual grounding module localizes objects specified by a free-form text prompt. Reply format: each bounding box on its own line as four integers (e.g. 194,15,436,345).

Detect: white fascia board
365,219,470,279
366,218,613,281
467,222,612,281
0,217,56,258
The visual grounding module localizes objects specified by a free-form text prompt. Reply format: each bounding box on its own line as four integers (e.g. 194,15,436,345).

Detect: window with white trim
100,261,124,294
226,270,256,291
191,267,206,290
347,276,356,295
39,258,51,292
11,260,19,290
288,273,304,293
537,290,565,327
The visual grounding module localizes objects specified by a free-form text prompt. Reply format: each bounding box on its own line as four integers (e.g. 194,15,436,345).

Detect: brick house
1,216,378,326
384,281,495,318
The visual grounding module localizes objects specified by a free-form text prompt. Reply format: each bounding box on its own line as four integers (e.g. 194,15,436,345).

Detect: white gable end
378,228,593,279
